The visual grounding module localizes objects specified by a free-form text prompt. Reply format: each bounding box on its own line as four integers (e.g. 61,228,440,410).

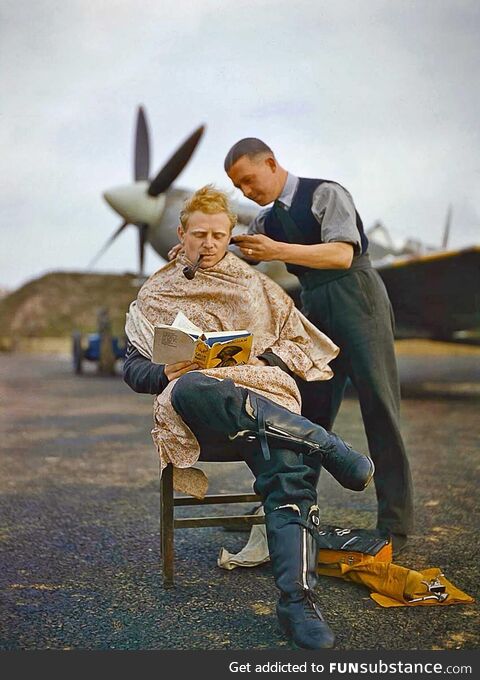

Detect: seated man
123,185,374,650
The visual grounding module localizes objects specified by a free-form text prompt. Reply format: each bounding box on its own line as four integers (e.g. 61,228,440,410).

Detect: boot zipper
302,526,308,589
303,505,320,590
265,424,322,452
272,504,309,590
228,425,323,455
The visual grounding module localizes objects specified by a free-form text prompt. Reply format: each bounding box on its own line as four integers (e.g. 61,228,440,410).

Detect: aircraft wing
375,246,480,341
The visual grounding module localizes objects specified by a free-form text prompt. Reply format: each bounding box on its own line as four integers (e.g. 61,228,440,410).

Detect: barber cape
125,252,339,497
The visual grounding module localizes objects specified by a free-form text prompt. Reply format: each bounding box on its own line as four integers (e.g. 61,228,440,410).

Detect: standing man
224,138,414,555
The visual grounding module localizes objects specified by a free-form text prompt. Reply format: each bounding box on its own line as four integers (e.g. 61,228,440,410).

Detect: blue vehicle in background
72,331,127,374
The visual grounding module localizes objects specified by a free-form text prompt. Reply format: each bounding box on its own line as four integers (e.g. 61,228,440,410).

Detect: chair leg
160,463,175,588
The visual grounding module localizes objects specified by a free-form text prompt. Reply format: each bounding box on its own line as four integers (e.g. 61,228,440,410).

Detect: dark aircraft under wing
375,246,480,341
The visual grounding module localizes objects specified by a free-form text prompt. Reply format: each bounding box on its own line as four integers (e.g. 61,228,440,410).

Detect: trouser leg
301,453,323,496
347,277,413,535
242,445,317,515
305,270,414,536
349,350,414,535
299,284,347,431
171,372,374,491
298,358,350,490
298,354,349,430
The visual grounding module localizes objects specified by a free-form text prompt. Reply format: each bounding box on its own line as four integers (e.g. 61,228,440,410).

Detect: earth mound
0,271,142,341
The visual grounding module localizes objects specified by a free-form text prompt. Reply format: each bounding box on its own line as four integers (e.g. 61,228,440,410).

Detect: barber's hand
165,360,199,381
167,243,184,261
231,234,282,262
249,357,268,367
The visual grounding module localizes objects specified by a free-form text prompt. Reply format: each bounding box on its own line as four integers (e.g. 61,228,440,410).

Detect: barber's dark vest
263,177,371,287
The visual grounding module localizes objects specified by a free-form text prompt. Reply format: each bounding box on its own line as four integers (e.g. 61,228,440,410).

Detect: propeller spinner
89,107,205,275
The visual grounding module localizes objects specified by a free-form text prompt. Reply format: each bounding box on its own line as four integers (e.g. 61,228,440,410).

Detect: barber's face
177,211,232,268
227,155,280,206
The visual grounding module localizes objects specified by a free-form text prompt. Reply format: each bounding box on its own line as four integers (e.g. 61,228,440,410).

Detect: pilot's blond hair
179,185,237,230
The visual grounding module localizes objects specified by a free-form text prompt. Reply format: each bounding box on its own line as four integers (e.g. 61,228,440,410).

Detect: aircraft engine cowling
103,181,166,227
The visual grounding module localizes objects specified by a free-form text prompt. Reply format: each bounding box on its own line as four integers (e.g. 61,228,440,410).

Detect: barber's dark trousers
170,372,317,516
299,269,414,536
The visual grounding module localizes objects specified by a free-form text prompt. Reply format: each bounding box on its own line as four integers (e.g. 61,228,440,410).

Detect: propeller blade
147,124,205,197
138,223,149,275
88,221,129,269
134,106,150,181
441,204,452,250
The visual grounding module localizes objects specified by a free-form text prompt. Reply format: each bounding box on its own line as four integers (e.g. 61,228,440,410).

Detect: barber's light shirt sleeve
311,182,361,255
229,209,268,260
247,208,268,235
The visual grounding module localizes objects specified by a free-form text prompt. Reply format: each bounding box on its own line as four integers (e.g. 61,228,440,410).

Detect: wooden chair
160,461,265,587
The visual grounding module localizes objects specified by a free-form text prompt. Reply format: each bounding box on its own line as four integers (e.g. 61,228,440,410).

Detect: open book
152,312,253,369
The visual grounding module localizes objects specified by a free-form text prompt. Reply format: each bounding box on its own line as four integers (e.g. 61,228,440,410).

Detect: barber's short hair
179,185,237,230
224,138,274,172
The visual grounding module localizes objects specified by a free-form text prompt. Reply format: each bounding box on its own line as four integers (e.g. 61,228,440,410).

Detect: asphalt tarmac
0,350,479,651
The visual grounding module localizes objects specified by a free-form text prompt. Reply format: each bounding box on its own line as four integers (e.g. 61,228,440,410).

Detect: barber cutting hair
223,138,414,557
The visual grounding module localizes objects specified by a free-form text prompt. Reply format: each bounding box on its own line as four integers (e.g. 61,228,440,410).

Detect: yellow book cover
193,332,253,369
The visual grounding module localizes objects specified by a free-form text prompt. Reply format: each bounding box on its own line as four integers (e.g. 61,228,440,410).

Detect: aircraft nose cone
103,181,166,225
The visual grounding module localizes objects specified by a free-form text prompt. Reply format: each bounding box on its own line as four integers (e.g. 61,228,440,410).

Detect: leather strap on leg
257,401,270,461
229,392,323,462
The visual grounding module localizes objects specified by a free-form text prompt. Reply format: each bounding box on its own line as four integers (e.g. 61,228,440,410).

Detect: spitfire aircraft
91,106,480,344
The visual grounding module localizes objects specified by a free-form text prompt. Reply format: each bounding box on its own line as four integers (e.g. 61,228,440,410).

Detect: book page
171,311,202,336
152,327,196,364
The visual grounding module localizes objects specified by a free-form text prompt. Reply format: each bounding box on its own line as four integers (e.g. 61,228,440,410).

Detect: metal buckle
407,575,449,603
228,430,257,443
421,576,447,595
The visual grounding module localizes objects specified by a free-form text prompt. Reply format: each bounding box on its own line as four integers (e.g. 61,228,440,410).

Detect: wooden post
160,463,175,588
97,307,116,375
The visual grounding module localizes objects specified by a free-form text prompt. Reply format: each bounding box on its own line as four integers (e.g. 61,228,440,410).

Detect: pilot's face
178,211,232,268
227,155,280,206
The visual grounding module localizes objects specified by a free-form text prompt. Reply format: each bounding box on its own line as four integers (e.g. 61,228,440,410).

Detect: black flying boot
266,504,335,650
169,373,372,491
230,392,374,492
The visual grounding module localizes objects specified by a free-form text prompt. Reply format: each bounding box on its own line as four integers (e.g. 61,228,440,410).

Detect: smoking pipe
183,253,204,280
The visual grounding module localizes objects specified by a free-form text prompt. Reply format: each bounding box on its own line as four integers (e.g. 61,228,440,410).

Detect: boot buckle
228,429,257,443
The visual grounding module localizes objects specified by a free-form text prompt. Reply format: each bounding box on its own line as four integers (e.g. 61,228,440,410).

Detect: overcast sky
1,0,479,291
